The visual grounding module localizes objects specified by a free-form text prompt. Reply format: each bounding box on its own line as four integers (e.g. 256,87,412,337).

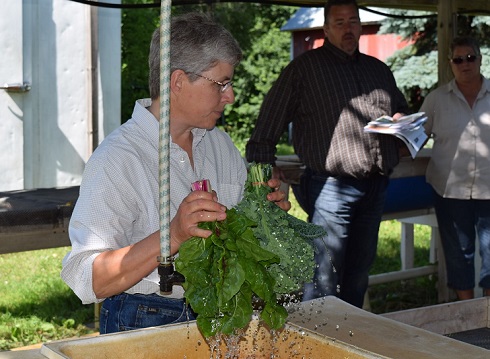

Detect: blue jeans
433,191,490,290
99,293,196,334
301,169,388,308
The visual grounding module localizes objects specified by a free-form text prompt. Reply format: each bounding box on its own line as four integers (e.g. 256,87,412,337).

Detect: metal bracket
1,82,31,92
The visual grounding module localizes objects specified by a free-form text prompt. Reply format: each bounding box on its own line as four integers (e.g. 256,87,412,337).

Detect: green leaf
217,256,245,305
260,302,288,330
219,290,254,335
236,237,279,264
176,163,325,338
239,257,275,302
184,284,218,317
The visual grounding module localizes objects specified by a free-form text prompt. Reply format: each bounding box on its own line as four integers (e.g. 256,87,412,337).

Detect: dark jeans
300,169,388,308
433,191,490,290
99,293,196,334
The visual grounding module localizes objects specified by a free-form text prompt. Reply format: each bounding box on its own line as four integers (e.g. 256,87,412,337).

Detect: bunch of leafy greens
236,163,326,295
175,163,326,338
175,209,287,338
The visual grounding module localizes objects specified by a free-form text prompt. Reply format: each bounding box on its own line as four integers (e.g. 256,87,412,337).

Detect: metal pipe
90,4,99,152
0,82,31,92
86,4,99,155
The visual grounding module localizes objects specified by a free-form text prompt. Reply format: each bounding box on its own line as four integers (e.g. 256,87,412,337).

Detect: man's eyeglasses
189,73,233,93
450,54,479,65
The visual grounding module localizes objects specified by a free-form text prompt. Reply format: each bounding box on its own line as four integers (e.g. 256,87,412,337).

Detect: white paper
364,113,428,159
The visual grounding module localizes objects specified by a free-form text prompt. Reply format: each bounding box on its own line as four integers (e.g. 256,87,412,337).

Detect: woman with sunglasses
420,36,490,300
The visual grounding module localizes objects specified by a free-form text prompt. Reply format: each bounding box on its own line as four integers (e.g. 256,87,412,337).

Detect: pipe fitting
158,262,185,295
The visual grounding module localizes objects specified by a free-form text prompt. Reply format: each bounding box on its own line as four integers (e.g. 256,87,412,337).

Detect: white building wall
0,1,25,190
0,0,121,191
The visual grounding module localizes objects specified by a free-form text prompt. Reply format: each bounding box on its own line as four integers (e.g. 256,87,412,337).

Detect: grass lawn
0,247,95,350
288,188,438,314
0,189,438,350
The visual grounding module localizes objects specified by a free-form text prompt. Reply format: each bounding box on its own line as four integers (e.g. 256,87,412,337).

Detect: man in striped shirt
246,0,409,308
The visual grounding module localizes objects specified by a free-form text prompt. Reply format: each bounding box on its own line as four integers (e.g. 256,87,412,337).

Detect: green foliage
237,164,325,294
221,5,297,143
175,209,287,338
378,10,438,55
385,48,438,109
175,163,325,338
121,0,160,123
378,10,490,111
389,49,438,90
120,2,295,142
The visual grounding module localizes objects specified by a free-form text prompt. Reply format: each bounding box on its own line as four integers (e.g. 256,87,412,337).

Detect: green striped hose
158,0,171,262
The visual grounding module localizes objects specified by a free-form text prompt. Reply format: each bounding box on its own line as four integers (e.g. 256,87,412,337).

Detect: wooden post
437,0,456,86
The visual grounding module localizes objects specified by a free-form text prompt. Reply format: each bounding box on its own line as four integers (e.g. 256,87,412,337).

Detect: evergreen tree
377,9,490,111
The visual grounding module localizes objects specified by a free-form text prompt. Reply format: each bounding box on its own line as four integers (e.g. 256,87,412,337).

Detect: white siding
0,0,121,191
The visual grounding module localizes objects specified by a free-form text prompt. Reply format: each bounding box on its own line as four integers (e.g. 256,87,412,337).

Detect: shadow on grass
0,290,94,350
369,239,439,314
0,289,93,326
368,276,438,314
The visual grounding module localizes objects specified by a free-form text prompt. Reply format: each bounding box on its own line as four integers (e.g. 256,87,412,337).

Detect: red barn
282,7,411,61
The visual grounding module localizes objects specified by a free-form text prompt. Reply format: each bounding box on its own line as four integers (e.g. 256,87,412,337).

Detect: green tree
216,5,297,149
120,1,295,147
378,10,490,111
121,1,160,123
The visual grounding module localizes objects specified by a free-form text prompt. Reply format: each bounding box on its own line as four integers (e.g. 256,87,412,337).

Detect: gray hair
148,12,242,99
449,36,481,59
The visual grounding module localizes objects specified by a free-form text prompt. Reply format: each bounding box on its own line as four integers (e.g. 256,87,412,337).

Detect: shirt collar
133,99,207,147
323,38,361,62
191,127,207,148
132,99,159,146
481,76,490,94
447,75,489,94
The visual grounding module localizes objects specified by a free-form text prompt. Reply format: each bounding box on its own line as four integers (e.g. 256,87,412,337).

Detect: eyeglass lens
221,82,233,93
191,73,233,93
451,54,478,65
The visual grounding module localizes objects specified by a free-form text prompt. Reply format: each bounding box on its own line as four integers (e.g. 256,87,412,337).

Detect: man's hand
266,177,291,212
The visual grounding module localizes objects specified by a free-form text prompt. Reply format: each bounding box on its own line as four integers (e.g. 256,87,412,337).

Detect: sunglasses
450,54,479,65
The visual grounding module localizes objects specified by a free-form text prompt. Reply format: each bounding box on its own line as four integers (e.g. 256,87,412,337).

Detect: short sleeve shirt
421,77,490,199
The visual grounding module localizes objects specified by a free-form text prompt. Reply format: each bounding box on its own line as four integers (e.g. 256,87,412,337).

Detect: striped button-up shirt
246,39,409,179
